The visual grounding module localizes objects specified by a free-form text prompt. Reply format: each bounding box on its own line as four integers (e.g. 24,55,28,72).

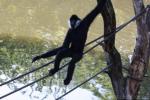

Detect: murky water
0,0,149,53
0,0,150,100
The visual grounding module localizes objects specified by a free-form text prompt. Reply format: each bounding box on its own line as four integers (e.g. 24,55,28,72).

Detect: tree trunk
97,0,125,99
125,0,150,99
97,0,150,99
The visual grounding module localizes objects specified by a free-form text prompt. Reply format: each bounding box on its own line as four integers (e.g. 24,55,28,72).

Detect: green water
0,0,149,54
0,0,150,100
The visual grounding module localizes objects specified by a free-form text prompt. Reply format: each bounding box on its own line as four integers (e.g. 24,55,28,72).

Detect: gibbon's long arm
81,0,107,28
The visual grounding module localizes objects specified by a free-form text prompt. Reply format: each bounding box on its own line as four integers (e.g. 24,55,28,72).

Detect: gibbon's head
68,15,81,29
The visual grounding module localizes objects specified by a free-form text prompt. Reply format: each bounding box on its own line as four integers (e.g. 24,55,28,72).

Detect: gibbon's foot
64,78,72,85
49,68,58,76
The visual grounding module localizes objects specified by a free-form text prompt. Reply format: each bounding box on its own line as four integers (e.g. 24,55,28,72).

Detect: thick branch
97,0,125,99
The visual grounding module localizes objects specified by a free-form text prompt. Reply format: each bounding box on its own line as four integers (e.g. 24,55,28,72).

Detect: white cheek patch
68,20,71,28
68,19,81,29
75,20,81,28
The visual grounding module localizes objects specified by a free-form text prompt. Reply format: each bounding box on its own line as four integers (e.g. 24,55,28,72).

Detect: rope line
0,33,105,87
55,8,148,99
0,28,106,87
0,34,103,87
0,37,106,99
1,7,144,87
0,5,149,99
0,61,54,86
0,74,50,99
56,65,111,100
0,5,146,86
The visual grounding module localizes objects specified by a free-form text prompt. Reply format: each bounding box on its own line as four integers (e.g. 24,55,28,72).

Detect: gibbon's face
68,15,81,29
68,19,81,29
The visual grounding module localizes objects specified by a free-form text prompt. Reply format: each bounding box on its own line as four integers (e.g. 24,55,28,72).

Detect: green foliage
0,34,115,99
1,34,150,99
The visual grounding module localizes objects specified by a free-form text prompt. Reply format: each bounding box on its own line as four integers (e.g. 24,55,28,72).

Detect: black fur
32,0,106,85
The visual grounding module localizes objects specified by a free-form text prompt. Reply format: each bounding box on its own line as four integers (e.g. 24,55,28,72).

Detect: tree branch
97,0,125,99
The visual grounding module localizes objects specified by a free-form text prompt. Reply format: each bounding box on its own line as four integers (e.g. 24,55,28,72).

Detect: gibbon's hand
32,56,41,63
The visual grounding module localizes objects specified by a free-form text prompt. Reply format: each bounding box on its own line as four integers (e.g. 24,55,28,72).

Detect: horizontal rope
0,29,107,87
0,38,105,99
56,7,149,99
0,61,54,86
56,65,111,100
0,74,50,99
1,5,147,87
0,34,105,86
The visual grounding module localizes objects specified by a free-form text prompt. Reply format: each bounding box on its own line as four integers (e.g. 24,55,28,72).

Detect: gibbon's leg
32,47,63,62
40,47,63,58
49,48,72,76
64,53,82,85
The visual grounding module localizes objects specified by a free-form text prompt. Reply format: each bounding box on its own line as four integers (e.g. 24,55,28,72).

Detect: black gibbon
32,0,106,85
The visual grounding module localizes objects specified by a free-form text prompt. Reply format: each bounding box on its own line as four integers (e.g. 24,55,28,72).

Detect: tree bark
125,0,150,99
97,0,150,99
97,0,125,99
